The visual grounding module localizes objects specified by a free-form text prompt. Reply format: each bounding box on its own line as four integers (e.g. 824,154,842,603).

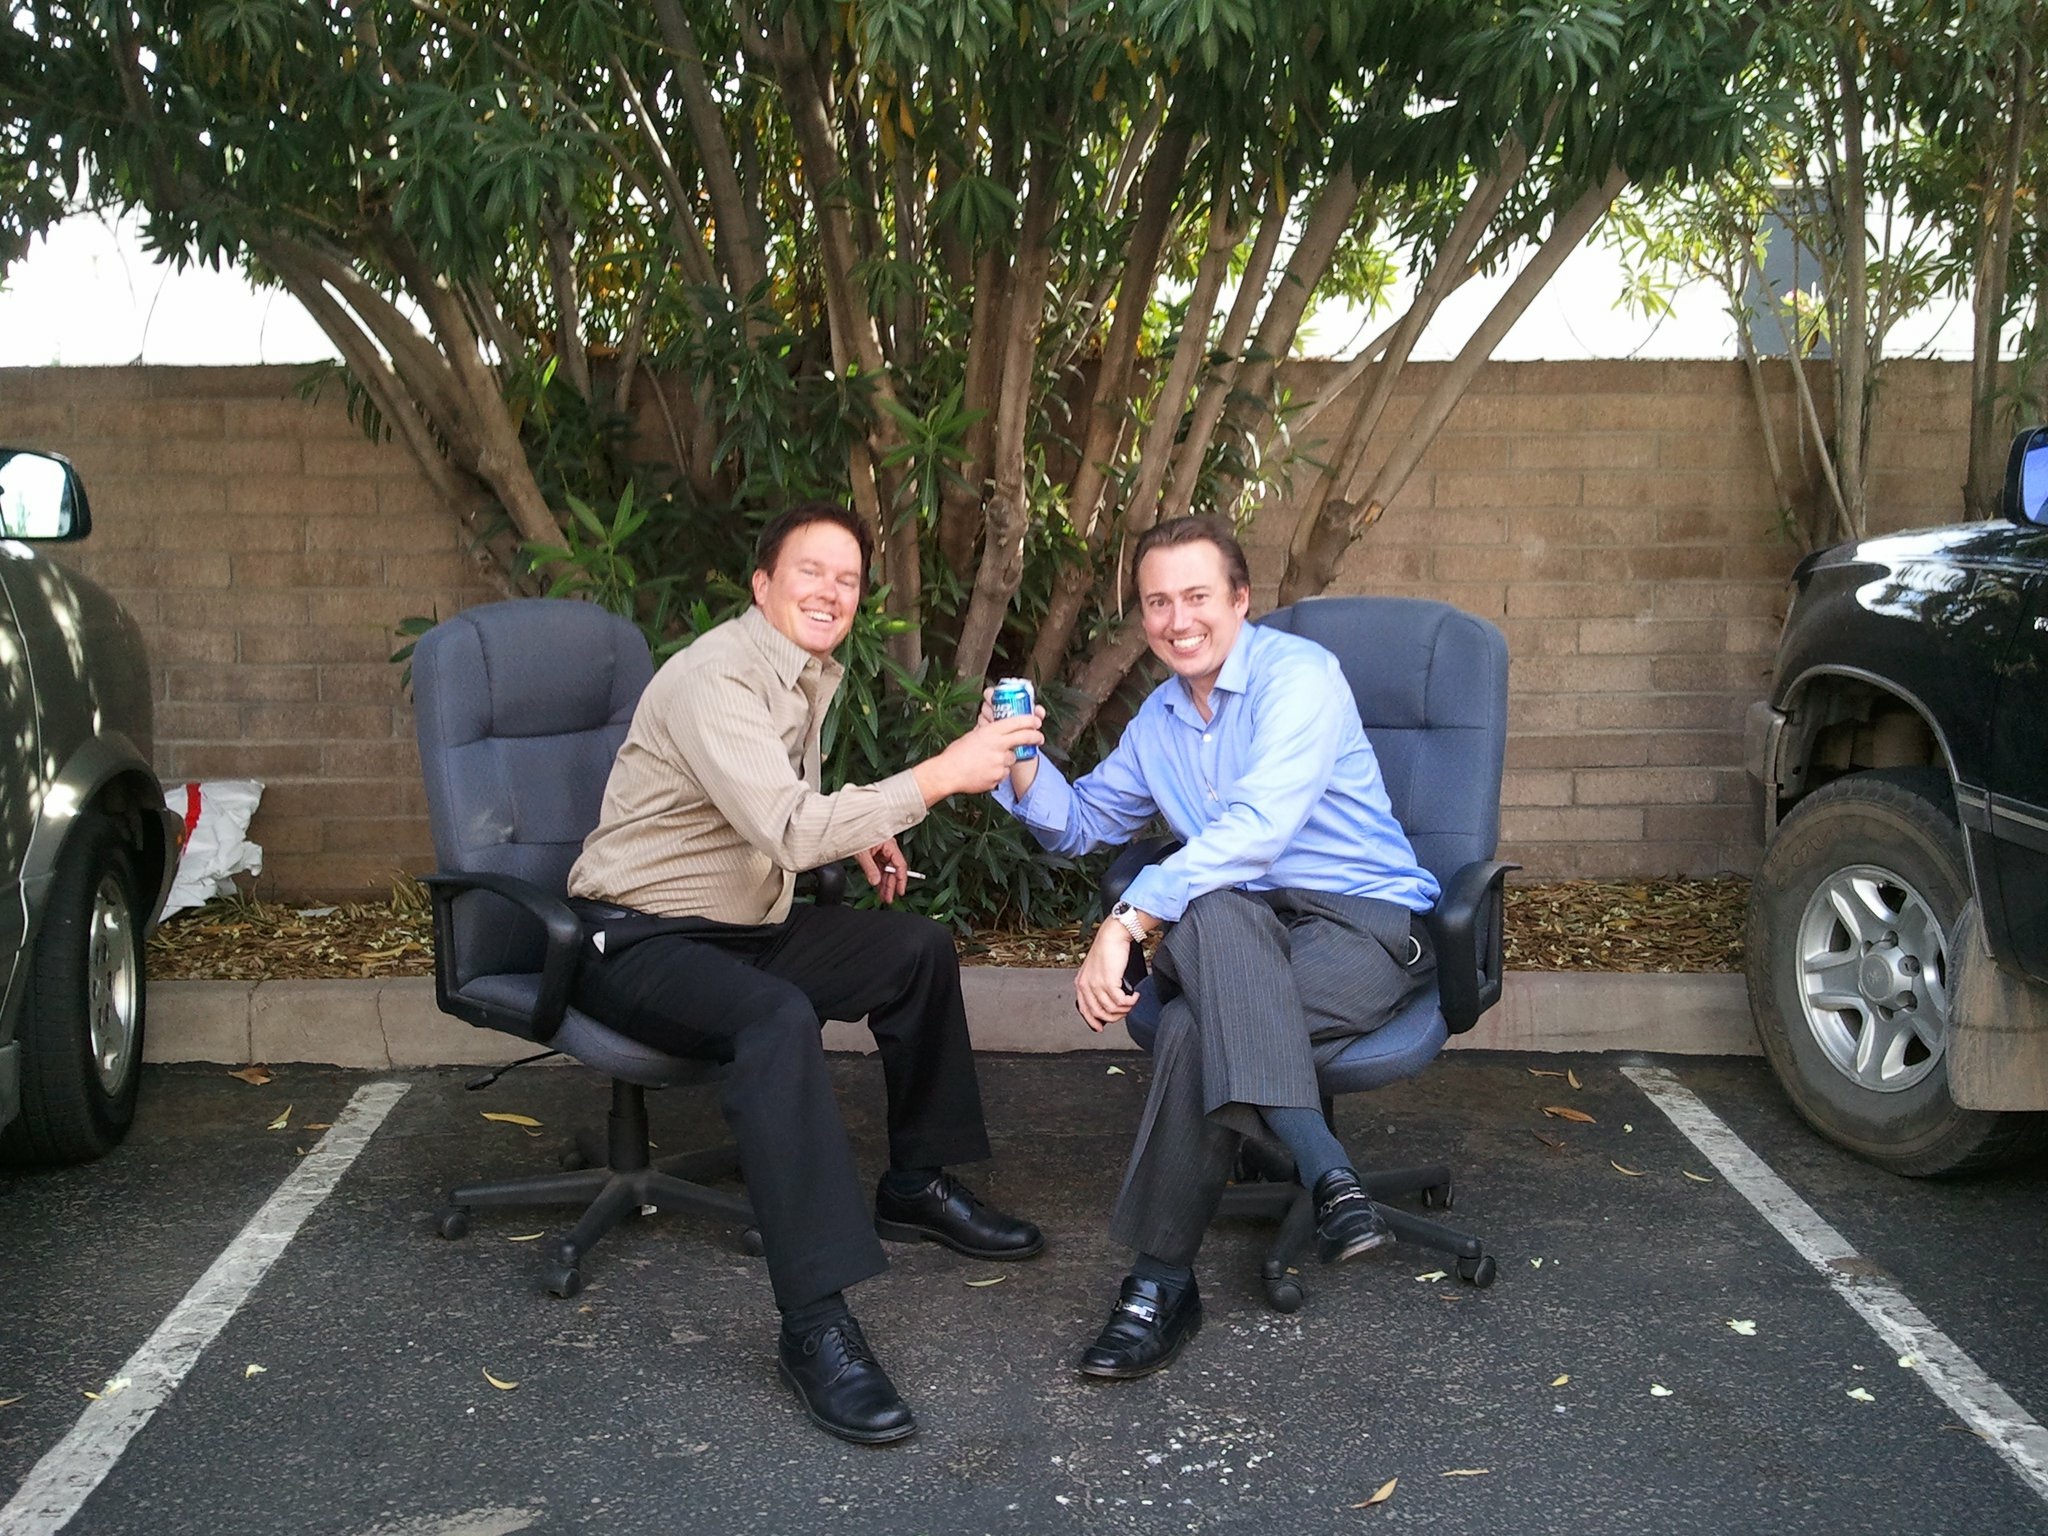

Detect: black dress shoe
1077,1274,1202,1380
777,1316,917,1445
1314,1168,1394,1263
874,1172,1045,1260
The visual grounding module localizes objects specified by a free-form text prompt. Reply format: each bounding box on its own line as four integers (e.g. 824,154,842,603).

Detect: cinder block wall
0,358,1972,896
0,366,502,895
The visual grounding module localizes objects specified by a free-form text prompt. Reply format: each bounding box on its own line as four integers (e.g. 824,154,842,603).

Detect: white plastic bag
162,779,265,917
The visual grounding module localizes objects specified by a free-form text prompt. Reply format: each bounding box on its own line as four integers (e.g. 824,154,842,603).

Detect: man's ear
750,567,770,605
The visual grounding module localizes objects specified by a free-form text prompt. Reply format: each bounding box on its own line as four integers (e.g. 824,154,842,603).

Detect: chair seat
455,974,720,1089
1121,976,1448,1095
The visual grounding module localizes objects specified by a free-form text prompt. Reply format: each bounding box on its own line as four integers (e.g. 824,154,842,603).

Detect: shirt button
1202,733,1211,742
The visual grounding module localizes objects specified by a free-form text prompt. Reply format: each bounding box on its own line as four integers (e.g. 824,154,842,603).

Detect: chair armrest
1425,859,1519,1034
420,870,583,1042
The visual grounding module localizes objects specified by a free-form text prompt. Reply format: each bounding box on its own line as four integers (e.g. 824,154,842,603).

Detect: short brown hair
756,500,874,579
1132,514,1251,593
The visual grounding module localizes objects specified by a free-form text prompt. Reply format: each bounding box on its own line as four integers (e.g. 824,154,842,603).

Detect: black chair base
435,1078,759,1298
1218,1161,1497,1312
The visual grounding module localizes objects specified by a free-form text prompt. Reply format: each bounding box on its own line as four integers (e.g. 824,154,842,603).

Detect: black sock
781,1291,852,1339
882,1165,941,1198
1261,1104,1351,1191
1131,1252,1193,1301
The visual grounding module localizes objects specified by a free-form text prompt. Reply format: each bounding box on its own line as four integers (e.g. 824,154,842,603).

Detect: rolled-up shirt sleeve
669,658,926,869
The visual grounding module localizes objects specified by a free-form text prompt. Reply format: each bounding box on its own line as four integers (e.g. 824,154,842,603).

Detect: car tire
1746,767,2048,1176
0,812,146,1167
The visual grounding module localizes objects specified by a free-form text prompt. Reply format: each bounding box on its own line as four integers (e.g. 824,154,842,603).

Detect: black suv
1745,425,2048,1174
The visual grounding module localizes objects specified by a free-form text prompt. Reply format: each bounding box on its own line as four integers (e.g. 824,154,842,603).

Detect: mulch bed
146,876,1747,981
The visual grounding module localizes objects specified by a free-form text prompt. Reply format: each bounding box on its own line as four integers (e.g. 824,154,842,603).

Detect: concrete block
251,979,390,1066
1456,972,1755,1055
145,981,252,1063
379,980,531,1067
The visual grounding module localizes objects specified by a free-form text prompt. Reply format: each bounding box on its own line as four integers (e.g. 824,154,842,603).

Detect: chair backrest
412,598,652,980
1255,596,1508,886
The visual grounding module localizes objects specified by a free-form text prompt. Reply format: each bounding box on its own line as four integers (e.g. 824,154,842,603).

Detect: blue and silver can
990,676,1037,759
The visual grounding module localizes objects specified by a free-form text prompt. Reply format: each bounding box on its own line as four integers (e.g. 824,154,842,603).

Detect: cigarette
882,866,927,880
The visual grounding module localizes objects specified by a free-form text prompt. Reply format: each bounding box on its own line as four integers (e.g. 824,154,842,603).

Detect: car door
1981,542,2048,980
0,549,40,1019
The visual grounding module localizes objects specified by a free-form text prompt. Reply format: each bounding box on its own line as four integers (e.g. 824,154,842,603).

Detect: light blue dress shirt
994,622,1439,922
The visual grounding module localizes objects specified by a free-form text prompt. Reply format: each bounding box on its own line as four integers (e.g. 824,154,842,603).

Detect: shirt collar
1166,620,1259,723
740,604,843,690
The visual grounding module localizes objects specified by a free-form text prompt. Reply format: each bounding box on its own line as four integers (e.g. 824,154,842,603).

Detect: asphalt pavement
2,1052,2044,1535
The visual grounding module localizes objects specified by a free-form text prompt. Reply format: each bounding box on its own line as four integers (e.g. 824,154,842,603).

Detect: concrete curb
147,969,1756,1069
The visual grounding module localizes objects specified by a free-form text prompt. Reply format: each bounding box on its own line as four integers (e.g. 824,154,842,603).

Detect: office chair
412,597,779,1299
1112,596,1513,1311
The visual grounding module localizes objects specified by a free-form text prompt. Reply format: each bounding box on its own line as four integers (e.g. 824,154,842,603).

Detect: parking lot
2,1050,2045,1535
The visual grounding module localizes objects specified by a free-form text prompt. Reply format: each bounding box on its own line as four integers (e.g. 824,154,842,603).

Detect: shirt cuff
1121,865,1189,924
875,768,930,832
993,762,1072,833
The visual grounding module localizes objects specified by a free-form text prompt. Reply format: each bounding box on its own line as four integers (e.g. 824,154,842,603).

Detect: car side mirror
2003,425,2048,529
0,448,91,541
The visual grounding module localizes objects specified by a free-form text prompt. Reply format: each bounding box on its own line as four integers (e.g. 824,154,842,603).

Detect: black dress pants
569,901,992,1311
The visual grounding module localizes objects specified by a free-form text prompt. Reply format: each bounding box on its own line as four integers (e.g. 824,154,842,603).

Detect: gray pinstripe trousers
1110,886,1436,1264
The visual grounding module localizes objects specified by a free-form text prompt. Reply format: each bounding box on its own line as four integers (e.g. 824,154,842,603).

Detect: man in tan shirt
566,501,1043,1447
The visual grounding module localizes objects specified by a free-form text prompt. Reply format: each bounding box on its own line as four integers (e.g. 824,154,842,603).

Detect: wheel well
86,770,173,896
1775,676,1950,817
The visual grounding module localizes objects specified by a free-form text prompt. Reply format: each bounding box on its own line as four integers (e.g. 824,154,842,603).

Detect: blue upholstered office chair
412,598,767,1299
1112,595,1513,1311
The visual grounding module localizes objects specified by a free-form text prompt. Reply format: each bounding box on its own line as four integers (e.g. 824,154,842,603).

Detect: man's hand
979,687,1046,798
1075,919,1140,1033
913,712,1044,803
854,835,911,904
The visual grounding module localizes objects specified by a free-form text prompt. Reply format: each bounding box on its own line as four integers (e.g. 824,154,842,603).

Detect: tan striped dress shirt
567,605,927,924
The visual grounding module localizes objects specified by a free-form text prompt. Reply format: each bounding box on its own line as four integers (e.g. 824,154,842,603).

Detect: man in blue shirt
994,515,1440,1379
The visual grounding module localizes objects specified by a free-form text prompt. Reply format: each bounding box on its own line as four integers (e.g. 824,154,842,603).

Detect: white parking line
1625,1064,2048,1506
0,1081,410,1536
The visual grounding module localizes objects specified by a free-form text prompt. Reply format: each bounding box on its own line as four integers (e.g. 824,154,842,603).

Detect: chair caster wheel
738,1227,765,1257
436,1207,470,1240
543,1262,582,1299
1264,1275,1305,1314
1456,1253,1497,1288
1422,1181,1454,1210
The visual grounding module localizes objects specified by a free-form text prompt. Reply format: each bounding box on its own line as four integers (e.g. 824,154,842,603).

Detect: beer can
990,676,1037,760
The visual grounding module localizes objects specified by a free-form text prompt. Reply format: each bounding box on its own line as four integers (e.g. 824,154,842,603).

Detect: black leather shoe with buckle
1077,1274,1203,1380
1314,1168,1394,1264
777,1317,917,1445
874,1172,1046,1260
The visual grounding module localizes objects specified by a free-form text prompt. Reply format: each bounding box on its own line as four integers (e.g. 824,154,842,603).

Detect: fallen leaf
0,1397,22,1408
1649,1384,1672,1397
1682,1170,1713,1183
1847,1387,1876,1403
1543,1106,1596,1124
304,1122,332,1132
1527,1068,1567,1078
82,1392,98,1402
227,1066,273,1086
1415,1270,1447,1283
244,1364,267,1378
964,1276,1007,1288
1898,1355,1918,1369
1106,1066,1126,1075
507,1232,545,1243
1350,1477,1398,1509
1530,1258,1544,1268
1624,1123,1634,1132
1727,1319,1757,1336
483,1370,520,1391
482,1112,543,1128
1610,1160,1646,1176
1550,1374,1570,1387
1441,1468,1489,1477
1567,1069,1583,1090
266,1106,292,1131
1531,1131,1566,1152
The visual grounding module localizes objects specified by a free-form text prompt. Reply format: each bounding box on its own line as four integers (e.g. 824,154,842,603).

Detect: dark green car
0,448,180,1165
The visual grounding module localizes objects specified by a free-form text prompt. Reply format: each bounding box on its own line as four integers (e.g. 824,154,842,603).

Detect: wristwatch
1108,901,1147,944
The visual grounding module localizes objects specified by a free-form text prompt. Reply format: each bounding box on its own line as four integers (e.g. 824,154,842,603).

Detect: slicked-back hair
755,500,874,580
1133,514,1251,594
